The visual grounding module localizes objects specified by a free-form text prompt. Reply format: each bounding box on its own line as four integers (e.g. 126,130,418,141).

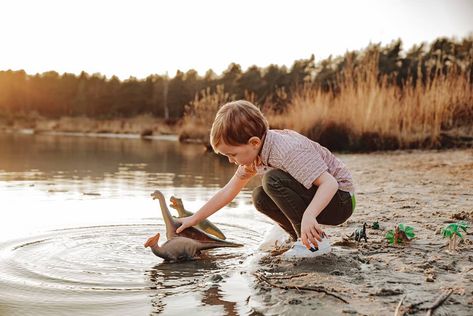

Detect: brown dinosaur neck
170,197,192,217
156,194,178,239
174,201,186,217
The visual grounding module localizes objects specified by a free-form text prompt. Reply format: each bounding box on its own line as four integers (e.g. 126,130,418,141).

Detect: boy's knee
252,186,264,204
252,186,268,212
262,169,285,192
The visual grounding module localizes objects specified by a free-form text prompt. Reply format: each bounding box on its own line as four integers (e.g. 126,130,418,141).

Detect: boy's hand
175,215,196,234
301,213,324,249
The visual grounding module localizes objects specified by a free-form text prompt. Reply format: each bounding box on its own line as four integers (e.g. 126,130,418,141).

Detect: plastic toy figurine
385,224,415,245
442,221,469,251
349,223,368,242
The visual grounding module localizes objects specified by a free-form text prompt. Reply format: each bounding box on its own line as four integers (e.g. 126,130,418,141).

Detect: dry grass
179,85,234,144
268,51,473,150
179,54,472,151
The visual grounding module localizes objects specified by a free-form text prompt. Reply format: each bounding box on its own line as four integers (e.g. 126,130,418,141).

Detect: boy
176,100,355,258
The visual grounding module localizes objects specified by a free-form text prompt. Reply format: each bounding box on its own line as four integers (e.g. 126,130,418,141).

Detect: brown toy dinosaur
144,233,238,262
144,190,242,261
394,225,411,245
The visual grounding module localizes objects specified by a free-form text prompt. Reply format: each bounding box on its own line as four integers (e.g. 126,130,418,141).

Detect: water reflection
0,133,269,315
0,133,236,189
202,285,238,316
147,259,254,316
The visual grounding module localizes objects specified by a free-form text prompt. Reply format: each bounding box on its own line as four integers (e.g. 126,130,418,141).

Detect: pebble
330,270,345,276
288,299,302,305
210,274,223,282
370,288,403,296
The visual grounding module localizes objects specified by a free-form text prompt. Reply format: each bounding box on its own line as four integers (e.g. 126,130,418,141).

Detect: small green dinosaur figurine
170,196,227,240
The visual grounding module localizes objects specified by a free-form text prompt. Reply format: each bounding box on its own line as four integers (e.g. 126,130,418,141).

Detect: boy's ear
248,136,261,147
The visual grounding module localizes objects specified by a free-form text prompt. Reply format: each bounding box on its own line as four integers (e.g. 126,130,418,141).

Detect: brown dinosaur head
151,190,165,201
144,232,161,248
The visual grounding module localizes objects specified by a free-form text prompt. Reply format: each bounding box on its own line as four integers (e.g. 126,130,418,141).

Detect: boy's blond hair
210,100,269,151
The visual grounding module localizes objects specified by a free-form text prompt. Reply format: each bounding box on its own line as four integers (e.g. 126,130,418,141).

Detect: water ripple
0,223,262,315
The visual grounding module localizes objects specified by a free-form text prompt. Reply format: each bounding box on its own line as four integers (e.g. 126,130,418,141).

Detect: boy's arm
175,173,251,233
301,171,339,248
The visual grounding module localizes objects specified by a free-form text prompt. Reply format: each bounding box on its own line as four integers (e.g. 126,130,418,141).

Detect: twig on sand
394,295,406,316
401,289,454,315
265,273,309,280
252,272,349,304
425,289,453,316
387,280,422,285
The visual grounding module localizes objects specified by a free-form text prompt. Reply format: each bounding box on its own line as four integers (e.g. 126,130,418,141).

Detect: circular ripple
0,222,262,312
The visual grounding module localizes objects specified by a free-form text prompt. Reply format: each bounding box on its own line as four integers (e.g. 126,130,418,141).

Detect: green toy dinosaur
169,195,227,240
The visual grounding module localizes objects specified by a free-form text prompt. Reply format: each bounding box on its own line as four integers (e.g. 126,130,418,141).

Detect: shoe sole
282,246,332,259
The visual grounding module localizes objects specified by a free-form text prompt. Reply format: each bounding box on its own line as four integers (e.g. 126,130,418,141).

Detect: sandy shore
249,149,473,315
0,115,180,137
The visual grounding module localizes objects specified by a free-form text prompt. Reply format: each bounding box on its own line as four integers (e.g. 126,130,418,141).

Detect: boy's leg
261,169,353,237
252,186,298,240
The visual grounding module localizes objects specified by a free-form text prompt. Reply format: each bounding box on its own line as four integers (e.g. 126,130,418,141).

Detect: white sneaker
282,236,331,259
258,224,292,251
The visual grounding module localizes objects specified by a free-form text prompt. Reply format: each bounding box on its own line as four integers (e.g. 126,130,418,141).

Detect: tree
219,63,242,97
237,66,264,103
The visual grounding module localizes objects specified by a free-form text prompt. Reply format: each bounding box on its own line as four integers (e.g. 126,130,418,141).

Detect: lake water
0,133,270,316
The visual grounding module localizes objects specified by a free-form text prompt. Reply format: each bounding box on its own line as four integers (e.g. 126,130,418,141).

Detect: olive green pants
252,169,354,240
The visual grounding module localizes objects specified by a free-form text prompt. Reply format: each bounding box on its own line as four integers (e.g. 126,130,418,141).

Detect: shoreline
2,128,181,142
2,124,473,154
2,126,471,156
0,114,182,140
1,114,473,151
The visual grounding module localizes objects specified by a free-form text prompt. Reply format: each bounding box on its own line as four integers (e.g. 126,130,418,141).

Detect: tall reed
268,51,473,150
180,85,234,144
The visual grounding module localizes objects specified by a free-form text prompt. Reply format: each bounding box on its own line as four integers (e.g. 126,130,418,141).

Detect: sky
0,0,472,79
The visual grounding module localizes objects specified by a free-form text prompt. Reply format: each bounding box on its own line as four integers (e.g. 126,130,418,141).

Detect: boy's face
215,137,261,166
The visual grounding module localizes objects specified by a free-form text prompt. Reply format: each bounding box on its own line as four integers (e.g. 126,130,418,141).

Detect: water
0,133,270,315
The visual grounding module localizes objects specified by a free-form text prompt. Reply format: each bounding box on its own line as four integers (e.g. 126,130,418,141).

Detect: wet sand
248,149,473,315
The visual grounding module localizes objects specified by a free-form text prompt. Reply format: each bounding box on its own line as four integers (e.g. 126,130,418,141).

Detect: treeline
0,36,472,119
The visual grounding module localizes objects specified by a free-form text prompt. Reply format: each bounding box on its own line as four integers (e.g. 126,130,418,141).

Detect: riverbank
247,149,473,315
3,114,473,152
0,114,181,138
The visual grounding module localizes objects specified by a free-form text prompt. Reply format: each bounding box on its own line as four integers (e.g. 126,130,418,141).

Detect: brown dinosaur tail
197,241,243,251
